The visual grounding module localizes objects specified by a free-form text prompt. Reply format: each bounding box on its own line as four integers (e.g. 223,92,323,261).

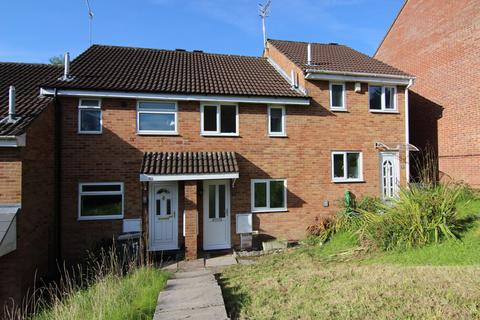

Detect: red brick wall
375,0,480,187
0,103,57,311
58,77,406,259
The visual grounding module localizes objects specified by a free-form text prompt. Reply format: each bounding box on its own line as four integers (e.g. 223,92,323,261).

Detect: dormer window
78,99,102,134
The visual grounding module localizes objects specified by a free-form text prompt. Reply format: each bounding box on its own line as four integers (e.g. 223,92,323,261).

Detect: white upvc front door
203,180,231,250
149,182,179,250
380,152,400,200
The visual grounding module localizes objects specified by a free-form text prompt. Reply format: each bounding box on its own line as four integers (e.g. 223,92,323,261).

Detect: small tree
49,55,64,65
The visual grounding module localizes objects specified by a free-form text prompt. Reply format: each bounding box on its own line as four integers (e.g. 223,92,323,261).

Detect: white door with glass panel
149,182,178,250
380,152,400,200
203,180,231,250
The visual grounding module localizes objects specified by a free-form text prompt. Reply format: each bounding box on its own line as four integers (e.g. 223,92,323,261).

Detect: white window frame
136,100,178,135
251,179,287,213
268,105,286,137
368,85,397,113
200,103,239,136
331,151,364,183
78,98,102,134
329,82,347,111
78,182,124,221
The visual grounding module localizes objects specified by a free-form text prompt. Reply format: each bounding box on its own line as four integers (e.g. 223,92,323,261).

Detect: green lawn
34,267,169,320
219,200,480,319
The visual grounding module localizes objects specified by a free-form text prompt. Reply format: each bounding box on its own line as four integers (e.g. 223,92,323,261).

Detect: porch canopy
139,151,239,181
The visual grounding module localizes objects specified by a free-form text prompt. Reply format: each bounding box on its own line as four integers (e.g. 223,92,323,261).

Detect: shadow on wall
409,91,443,181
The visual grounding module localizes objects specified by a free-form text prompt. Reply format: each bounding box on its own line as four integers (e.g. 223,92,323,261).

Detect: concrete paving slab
205,255,237,268
165,275,217,290
154,305,228,320
156,285,225,312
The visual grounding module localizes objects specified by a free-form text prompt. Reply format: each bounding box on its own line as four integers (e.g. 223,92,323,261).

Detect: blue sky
0,0,403,63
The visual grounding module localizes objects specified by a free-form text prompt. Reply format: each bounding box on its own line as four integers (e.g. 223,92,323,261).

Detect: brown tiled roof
0,63,62,136
43,45,304,98
141,152,239,175
268,39,412,77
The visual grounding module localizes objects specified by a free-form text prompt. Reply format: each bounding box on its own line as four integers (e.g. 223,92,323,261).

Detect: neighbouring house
0,63,61,311
375,0,480,187
37,40,414,263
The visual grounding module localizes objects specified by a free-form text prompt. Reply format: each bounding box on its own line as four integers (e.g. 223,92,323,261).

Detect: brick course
375,0,480,187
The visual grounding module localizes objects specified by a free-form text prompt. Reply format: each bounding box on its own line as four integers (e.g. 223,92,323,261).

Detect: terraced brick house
374,0,479,187
0,63,61,311
1,39,414,308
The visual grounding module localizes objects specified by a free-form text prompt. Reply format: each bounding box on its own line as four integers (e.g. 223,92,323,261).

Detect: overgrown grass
4,244,170,320
219,197,480,319
34,267,168,320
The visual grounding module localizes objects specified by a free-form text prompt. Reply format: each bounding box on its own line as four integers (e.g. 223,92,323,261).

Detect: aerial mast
259,0,272,48
85,0,94,45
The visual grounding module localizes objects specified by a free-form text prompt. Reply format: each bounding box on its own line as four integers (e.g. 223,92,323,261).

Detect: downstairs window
79,183,124,220
251,179,287,212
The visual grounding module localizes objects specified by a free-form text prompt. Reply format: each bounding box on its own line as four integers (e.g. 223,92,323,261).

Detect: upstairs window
369,85,397,112
79,182,124,220
78,99,102,134
329,83,346,111
332,151,363,182
137,101,177,134
268,105,286,136
201,104,238,136
251,179,287,212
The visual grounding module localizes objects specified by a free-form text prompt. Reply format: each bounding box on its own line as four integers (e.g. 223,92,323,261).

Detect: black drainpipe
53,88,63,267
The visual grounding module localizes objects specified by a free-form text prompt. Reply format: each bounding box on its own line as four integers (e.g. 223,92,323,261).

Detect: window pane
220,105,236,133
209,185,216,219
331,84,344,107
270,108,283,133
81,194,122,217
369,86,382,110
82,184,121,192
270,181,285,208
156,199,161,216
80,109,101,132
138,101,176,111
139,113,175,131
385,87,395,109
203,105,217,132
347,153,360,179
219,184,226,218
254,182,267,208
80,99,100,107
333,154,344,178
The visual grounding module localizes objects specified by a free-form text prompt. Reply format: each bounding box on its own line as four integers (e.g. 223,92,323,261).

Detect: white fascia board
140,172,239,182
40,88,310,106
305,70,414,85
0,134,26,147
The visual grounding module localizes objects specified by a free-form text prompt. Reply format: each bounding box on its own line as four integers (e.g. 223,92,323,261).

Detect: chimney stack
307,43,312,65
8,86,16,123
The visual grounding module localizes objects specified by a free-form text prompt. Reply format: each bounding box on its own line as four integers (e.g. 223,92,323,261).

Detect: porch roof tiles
141,152,239,176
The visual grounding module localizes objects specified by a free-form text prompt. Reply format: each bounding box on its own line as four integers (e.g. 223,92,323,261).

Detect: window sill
369,110,399,114
78,216,124,221
137,132,179,136
201,133,240,137
332,179,365,184
330,108,348,112
78,131,102,135
251,208,288,213
268,133,288,138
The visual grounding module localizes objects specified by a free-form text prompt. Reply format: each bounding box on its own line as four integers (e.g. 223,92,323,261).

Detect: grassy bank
34,267,169,320
219,199,480,319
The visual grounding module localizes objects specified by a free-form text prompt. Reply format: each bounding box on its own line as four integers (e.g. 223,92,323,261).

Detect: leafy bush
359,183,473,250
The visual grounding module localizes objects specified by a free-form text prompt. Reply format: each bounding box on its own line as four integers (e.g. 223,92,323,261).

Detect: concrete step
171,269,211,279
165,275,218,290
154,305,228,320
